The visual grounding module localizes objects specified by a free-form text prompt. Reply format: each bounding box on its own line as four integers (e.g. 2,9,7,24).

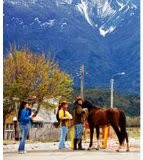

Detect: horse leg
111,125,122,152
88,126,94,150
125,132,129,152
95,126,100,150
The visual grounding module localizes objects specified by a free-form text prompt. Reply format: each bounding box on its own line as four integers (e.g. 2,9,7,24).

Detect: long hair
58,103,62,111
18,101,27,121
56,101,67,122
58,101,68,111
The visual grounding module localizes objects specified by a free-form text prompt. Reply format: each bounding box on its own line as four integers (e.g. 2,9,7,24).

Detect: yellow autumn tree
3,48,73,121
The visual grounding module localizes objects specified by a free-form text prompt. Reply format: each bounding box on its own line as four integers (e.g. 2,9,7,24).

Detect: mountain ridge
3,0,140,94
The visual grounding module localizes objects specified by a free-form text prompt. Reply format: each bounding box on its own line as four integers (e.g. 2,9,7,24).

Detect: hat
60,101,68,107
75,96,84,102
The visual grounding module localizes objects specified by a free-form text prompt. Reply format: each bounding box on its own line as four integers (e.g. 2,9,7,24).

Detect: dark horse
82,100,129,152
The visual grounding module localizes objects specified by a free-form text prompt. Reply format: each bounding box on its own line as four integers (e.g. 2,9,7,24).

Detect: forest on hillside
74,88,140,117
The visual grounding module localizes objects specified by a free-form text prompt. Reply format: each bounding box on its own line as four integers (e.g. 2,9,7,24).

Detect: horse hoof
126,149,129,152
96,145,100,150
116,149,120,152
87,147,91,150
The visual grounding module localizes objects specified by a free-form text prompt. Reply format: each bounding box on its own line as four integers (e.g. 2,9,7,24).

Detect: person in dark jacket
73,97,85,150
18,101,33,154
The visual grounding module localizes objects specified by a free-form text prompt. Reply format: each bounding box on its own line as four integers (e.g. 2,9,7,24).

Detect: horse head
82,100,94,110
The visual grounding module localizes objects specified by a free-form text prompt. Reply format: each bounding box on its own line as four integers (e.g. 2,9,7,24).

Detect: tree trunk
36,102,41,114
3,118,6,140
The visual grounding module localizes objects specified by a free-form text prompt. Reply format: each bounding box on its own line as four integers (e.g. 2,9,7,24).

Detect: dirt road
4,150,140,160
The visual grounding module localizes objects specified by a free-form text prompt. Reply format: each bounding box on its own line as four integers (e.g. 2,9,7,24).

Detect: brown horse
82,100,129,152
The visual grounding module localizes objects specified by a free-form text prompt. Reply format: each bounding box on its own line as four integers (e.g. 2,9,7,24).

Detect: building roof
5,111,45,124
32,114,45,122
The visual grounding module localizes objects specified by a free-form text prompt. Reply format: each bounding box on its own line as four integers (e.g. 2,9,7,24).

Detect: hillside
3,0,140,93
74,88,140,117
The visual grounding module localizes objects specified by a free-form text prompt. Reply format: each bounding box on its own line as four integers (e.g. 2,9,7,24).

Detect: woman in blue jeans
18,101,33,154
58,101,72,149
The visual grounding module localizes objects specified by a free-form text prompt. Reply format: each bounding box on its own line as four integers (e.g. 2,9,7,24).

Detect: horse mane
83,100,101,109
83,100,93,108
93,105,101,109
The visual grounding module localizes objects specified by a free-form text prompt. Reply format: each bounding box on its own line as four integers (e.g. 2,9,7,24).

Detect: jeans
18,124,30,152
59,126,68,149
74,123,83,139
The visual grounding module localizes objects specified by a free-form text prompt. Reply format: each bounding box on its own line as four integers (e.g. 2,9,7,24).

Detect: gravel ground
3,138,140,160
4,150,140,160
3,138,140,153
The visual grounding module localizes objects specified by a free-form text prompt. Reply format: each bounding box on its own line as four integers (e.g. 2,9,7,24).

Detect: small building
4,111,16,140
4,110,46,140
31,115,45,128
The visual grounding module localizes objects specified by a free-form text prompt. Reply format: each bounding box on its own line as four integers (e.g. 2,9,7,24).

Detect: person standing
17,101,32,154
73,97,85,150
58,101,72,150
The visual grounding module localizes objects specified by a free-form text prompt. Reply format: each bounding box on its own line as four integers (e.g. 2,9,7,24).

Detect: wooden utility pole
80,64,84,99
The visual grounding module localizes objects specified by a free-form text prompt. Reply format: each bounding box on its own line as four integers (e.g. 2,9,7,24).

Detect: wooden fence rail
4,123,15,140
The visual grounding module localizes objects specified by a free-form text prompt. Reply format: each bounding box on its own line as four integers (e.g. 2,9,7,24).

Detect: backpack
56,109,60,122
53,109,66,128
56,109,66,122
53,110,60,128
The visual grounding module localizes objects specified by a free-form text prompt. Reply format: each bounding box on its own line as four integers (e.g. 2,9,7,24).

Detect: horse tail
119,110,127,145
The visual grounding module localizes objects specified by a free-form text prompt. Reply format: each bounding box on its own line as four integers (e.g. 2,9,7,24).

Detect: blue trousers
74,124,83,139
18,124,30,151
59,126,68,149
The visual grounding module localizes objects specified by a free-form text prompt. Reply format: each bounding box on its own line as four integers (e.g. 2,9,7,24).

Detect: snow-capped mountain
3,0,140,93
5,0,138,36
75,0,138,36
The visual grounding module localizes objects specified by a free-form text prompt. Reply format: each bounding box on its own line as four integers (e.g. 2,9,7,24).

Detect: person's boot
74,138,78,150
78,139,85,150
